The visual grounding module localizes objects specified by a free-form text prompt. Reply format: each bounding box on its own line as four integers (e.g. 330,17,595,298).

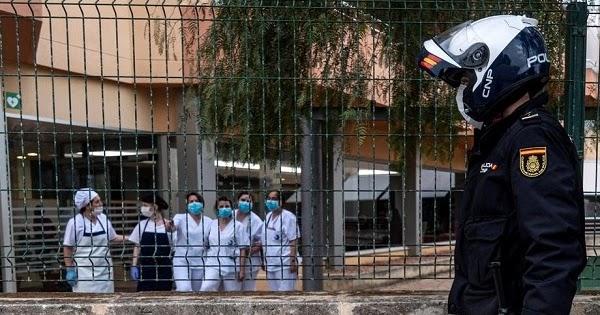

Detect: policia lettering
418,15,587,315
519,147,547,177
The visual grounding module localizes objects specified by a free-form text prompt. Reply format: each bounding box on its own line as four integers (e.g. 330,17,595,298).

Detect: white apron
72,215,114,293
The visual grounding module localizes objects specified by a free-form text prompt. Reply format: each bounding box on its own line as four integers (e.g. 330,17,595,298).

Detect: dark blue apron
137,219,173,291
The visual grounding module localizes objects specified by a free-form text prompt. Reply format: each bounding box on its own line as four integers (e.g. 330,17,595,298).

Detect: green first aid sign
4,92,21,110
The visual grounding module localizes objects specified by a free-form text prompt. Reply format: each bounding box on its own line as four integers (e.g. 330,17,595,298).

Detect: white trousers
200,267,241,291
266,268,296,291
173,266,204,292
241,269,259,291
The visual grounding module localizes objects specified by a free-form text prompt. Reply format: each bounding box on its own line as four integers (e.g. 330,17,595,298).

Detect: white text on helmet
482,69,493,98
526,53,548,68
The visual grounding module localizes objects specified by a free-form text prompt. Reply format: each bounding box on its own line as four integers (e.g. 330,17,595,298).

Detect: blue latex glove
66,267,77,287
130,265,140,281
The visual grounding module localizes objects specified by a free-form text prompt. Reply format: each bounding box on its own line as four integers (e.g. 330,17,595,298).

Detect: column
0,88,16,292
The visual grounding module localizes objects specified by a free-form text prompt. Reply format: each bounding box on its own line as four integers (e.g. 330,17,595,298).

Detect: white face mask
456,84,484,129
93,207,104,216
140,206,154,218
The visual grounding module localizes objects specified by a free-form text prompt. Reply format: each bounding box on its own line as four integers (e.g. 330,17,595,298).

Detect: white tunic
262,209,300,271
63,213,116,247
235,210,264,273
205,219,250,275
173,213,212,269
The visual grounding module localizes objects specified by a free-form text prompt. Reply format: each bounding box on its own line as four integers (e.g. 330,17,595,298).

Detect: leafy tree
178,0,567,168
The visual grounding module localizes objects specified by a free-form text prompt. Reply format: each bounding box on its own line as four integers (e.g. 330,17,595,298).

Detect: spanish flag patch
519,147,547,178
419,54,441,70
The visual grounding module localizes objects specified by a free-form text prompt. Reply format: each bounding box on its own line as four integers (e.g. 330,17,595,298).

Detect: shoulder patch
519,147,547,177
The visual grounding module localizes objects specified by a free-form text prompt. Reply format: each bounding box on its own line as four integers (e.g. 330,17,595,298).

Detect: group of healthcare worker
63,188,300,292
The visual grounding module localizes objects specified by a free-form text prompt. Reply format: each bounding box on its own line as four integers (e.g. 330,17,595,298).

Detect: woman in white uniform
200,196,249,292
63,188,125,293
234,191,264,291
172,192,212,292
262,190,300,291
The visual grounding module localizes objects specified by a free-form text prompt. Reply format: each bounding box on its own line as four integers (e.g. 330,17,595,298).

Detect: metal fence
0,0,595,293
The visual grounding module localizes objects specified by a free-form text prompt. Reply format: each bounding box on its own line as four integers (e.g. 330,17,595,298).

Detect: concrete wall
0,293,600,314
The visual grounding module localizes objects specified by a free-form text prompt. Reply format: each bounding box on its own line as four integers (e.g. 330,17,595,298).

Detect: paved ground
378,279,453,291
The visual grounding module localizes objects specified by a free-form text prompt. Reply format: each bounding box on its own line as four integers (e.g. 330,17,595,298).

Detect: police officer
418,15,587,314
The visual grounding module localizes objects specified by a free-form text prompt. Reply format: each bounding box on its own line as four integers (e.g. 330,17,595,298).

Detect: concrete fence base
0,292,600,314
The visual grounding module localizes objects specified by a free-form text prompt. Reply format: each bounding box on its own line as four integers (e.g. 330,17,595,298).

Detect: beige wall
3,63,180,132
587,68,599,106
343,121,470,172
31,1,196,84
30,0,211,85
0,1,42,17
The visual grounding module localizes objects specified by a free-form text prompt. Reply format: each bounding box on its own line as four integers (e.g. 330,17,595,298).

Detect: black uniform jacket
448,93,587,315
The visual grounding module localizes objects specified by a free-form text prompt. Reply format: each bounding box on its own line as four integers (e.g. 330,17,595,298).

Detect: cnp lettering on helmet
482,69,494,98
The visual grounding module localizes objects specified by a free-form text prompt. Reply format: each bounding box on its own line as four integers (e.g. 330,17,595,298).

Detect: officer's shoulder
503,108,571,156
512,108,562,134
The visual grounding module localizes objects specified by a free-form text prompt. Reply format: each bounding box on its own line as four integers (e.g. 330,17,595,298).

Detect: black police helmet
418,15,550,128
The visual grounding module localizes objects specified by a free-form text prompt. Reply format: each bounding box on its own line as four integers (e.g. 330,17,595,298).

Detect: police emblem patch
519,147,547,177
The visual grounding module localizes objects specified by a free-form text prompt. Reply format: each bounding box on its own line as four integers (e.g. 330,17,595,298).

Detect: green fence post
565,1,592,291
565,1,587,160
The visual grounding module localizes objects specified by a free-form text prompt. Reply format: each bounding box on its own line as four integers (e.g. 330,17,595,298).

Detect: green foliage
179,0,567,166
339,108,369,146
189,1,375,163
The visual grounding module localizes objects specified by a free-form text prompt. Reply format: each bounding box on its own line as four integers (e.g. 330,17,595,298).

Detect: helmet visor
433,21,489,69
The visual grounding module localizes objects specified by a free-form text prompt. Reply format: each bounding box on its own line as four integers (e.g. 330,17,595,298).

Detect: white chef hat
74,188,99,210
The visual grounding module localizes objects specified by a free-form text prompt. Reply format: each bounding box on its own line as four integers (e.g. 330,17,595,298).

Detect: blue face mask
265,200,279,212
217,207,233,218
187,202,203,215
238,201,252,213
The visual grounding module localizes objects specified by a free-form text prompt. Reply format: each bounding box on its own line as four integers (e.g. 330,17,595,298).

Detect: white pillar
404,149,422,256
330,135,344,269
390,147,422,256
158,135,179,213
198,140,216,219
0,88,16,292
176,102,217,219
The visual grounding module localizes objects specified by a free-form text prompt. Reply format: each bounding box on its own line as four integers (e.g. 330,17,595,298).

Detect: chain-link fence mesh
0,0,595,293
